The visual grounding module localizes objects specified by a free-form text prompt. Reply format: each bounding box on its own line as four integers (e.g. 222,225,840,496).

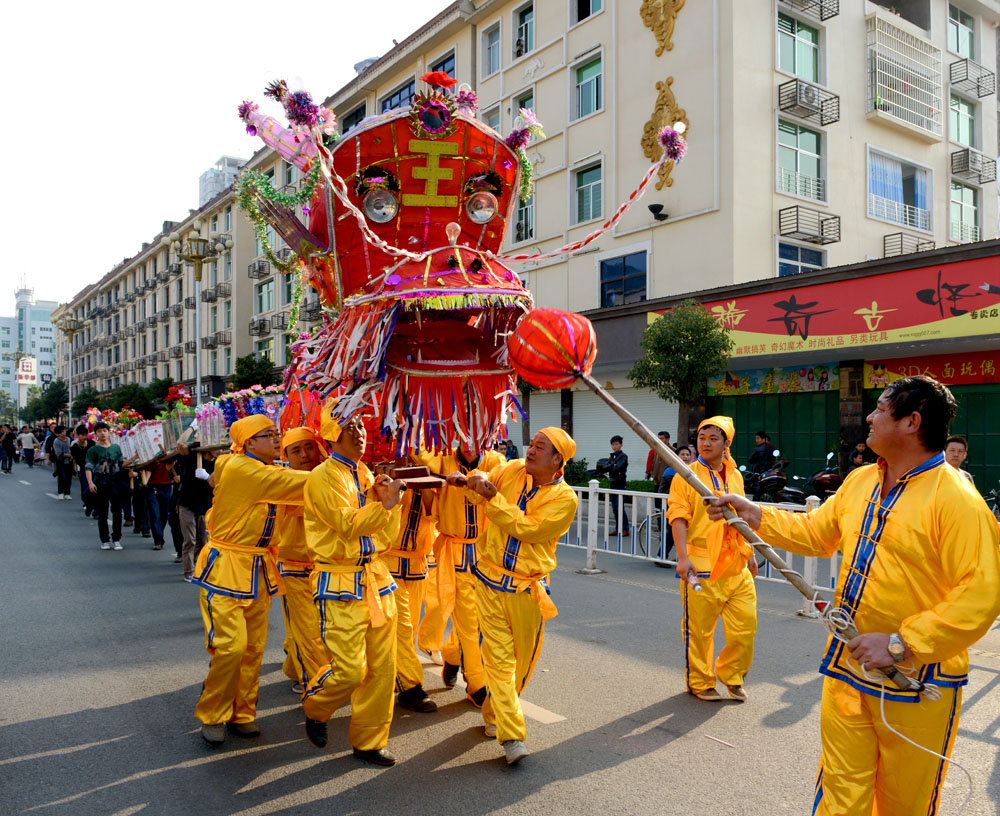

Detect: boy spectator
52,425,74,499
85,422,127,550
70,425,95,515
605,435,629,536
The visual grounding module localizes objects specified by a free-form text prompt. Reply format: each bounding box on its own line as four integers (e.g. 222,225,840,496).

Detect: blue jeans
147,484,173,547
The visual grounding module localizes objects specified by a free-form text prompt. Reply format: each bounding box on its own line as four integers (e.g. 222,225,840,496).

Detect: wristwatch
887,633,906,662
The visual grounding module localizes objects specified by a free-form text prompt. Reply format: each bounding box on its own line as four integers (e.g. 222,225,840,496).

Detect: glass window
431,53,455,79
600,252,647,307
224,301,232,328
948,4,975,58
949,94,976,148
341,104,366,133
284,161,296,186
777,120,823,200
576,164,602,223
224,347,232,374
483,24,501,76
211,350,218,376
950,181,979,242
224,206,232,231
515,195,534,243
210,305,218,334
484,107,501,131
210,214,218,234
778,13,819,82
575,57,602,118
573,0,602,24
518,90,534,112
516,5,534,57
224,253,232,281
256,338,274,362
778,242,824,277
256,280,275,314
868,152,931,230
381,80,415,112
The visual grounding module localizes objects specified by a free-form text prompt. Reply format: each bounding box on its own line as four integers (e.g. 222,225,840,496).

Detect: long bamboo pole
579,373,918,693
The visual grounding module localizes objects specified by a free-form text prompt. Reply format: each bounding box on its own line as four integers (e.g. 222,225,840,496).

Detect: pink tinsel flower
519,108,545,139
506,129,530,150
659,126,687,162
317,106,337,135
455,89,479,112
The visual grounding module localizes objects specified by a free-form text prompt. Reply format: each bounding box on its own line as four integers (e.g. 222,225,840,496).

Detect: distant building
0,288,58,417
198,156,246,208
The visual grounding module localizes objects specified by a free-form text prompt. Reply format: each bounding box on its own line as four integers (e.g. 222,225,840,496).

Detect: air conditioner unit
796,82,822,113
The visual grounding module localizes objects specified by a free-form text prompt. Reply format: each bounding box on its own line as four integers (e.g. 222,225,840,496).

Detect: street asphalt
1,463,998,815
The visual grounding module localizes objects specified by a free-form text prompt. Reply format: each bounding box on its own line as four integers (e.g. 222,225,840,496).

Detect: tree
21,385,46,424
146,377,174,414
628,299,733,446
231,354,281,390
72,386,104,419
107,383,154,419
0,390,15,425
41,379,69,422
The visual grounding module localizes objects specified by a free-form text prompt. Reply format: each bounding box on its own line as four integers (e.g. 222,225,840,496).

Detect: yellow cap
282,426,321,456
539,426,576,463
229,414,276,454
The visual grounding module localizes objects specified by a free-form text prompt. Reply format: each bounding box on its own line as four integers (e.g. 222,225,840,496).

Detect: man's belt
478,557,558,621
313,562,390,627
208,538,285,595
278,558,314,573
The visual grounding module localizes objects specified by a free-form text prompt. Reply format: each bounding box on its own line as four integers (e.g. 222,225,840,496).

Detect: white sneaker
484,723,497,738
503,739,529,765
100,541,111,550
112,540,123,551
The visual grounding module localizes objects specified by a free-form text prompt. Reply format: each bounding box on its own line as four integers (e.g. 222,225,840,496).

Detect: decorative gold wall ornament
641,78,689,190
640,0,685,56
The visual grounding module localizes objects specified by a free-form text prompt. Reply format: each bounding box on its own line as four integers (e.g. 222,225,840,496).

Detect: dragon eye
363,189,399,223
466,191,498,224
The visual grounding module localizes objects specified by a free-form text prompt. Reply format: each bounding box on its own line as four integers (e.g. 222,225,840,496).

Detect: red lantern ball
508,308,598,389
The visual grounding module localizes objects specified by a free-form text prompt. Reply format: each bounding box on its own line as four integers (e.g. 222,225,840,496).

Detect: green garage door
948,384,1000,495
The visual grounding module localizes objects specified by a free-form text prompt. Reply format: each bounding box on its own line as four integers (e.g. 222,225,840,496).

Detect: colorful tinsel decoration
455,87,478,113
238,100,259,135
166,384,193,407
286,271,305,336
516,148,533,203
263,79,289,103
285,90,319,131
659,126,687,163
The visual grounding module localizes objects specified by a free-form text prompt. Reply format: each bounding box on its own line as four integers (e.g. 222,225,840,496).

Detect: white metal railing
777,167,824,200
557,481,839,616
949,220,980,243
866,16,942,136
868,193,931,230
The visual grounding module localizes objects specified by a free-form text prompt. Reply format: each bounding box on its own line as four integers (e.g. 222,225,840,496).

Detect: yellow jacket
667,457,751,581
304,452,401,601
194,453,310,599
383,488,436,581
758,452,1000,702
277,506,311,576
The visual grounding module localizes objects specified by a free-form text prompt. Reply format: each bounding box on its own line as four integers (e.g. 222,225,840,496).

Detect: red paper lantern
508,308,598,389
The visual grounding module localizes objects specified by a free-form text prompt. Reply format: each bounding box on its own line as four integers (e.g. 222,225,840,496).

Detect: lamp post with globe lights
161,220,233,407
54,316,83,423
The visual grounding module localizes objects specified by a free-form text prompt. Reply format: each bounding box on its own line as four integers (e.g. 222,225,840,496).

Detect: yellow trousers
441,568,486,694
475,580,545,743
814,677,961,815
302,593,398,751
395,579,426,692
280,573,329,688
681,567,757,692
195,590,271,726
417,564,445,653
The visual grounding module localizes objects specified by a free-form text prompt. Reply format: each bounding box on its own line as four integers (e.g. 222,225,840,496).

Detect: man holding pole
668,416,757,702
709,376,1000,814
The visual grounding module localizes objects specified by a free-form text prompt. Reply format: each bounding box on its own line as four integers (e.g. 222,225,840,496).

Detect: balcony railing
777,167,825,201
249,318,271,336
950,221,980,244
883,232,934,257
125,326,135,337
777,79,840,126
215,282,232,297
778,206,841,244
148,314,158,326
201,286,217,302
865,16,942,139
184,296,197,310
248,260,271,279
156,270,169,283
136,357,146,369
779,0,839,21
214,331,232,346
157,309,169,321
184,340,197,353
169,262,183,277
157,350,169,362
276,247,294,261
170,345,183,359
301,304,323,322
949,58,996,99
136,319,147,331
201,336,218,349
170,303,184,317
951,149,997,184
271,313,291,331
867,193,931,231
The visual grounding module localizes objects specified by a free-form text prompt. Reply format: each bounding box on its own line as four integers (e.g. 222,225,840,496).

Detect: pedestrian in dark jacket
748,431,776,474
604,435,630,536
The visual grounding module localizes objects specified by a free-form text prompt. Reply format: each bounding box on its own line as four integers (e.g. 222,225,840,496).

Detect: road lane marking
0,735,131,766
19,480,31,485
521,699,566,724
45,493,61,500
110,806,148,816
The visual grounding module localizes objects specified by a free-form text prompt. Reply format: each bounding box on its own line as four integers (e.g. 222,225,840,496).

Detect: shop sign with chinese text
864,350,999,388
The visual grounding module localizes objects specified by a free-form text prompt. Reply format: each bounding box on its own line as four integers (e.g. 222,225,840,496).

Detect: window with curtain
868,152,930,230
483,25,501,76
575,57,602,119
778,13,819,82
515,5,534,57
576,165,602,223
950,181,978,242
777,120,823,200
949,94,976,148
948,5,975,58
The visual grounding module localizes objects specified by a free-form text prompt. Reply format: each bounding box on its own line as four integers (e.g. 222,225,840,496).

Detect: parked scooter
741,450,791,504
789,451,843,501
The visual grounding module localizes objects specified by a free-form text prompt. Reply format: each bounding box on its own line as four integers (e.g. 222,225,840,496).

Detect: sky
0,0,452,316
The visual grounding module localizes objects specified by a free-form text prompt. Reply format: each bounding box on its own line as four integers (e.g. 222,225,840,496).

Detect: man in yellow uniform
300,407,405,766
192,415,310,747
459,427,578,765
416,551,444,665
422,445,505,704
276,427,329,694
668,416,757,703
709,376,1000,814
383,485,438,712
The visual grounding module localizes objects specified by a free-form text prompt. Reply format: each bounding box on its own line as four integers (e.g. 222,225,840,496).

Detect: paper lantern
508,308,597,389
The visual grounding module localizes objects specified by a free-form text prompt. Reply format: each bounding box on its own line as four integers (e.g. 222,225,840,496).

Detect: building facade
1,289,58,419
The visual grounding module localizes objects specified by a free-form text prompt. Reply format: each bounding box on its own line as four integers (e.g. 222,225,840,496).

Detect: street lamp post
162,221,232,408
2,348,30,427
55,316,82,424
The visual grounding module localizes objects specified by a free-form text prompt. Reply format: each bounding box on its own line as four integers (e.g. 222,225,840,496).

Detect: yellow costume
421,448,505,695
469,429,578,743
383,488,435,693
667,417,755,695
757,452,1000,814
192,416,310,727
301,451,402,751
416,552,445,654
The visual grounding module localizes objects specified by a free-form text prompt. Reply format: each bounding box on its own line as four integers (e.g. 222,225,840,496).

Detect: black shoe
304,716,328,748
442,662,459,689
398,685,438,713
467,686,487,708
141,531,151,538
352,747,396,766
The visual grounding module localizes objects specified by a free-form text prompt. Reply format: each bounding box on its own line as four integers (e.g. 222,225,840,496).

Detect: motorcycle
741,450,792,504
790,452,843,501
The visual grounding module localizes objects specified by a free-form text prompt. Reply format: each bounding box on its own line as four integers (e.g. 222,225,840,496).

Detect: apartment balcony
777,167,825,201
157,309,169,321
301,304,323,322
779,0,838,21
248,260,271,279
157,350,169,362
135,319,147,331
215,282,232,297
170,345,183,359
170,303,184,317
949,58,996,99
125,291,136,303
883,232,934,258
201,286,218,302
122,361,133,373
778,206,841,244
778,79,840,126
280,182,298,196
950,221,980,244
865,15,942,141
148,314,158,326
124,326,135,337
951,148,997,184
868,193,931,231
249,317,271,336
135,357,146,369
214,331,232,346
184,340,197,353
169,262,183,277
276,247,294,261
201,336,218,350
271,312,291,331
184,296,197,310
156,270,169,284
144,279,156,292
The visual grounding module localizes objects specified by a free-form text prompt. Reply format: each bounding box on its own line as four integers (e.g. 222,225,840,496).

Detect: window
210,214,218,234
575,164,602,223
224,301,232,328
431,53,455,79
573,0,602,24
256,280,275,314
515,195,534,243
176,320,183,344
517,90,534,113
341,104,366,133
224,347,232,374
778,242,824,277
483,24,501,76
950,181,979,242
224,253,232,281
484,106,501,131
948,5,975,58
777,120,823,200
210,260,218,287
600,252,647,307
515,5,534,58
284,275,294,305
256,338,274,362
574,57,602,119
211,351,218,376
778,13,819,82
210,305,218,334
868,152,931,231
224,206,232,232
284,161,296,186
175,280,183,301
381,80,415,112
949,94,976,147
